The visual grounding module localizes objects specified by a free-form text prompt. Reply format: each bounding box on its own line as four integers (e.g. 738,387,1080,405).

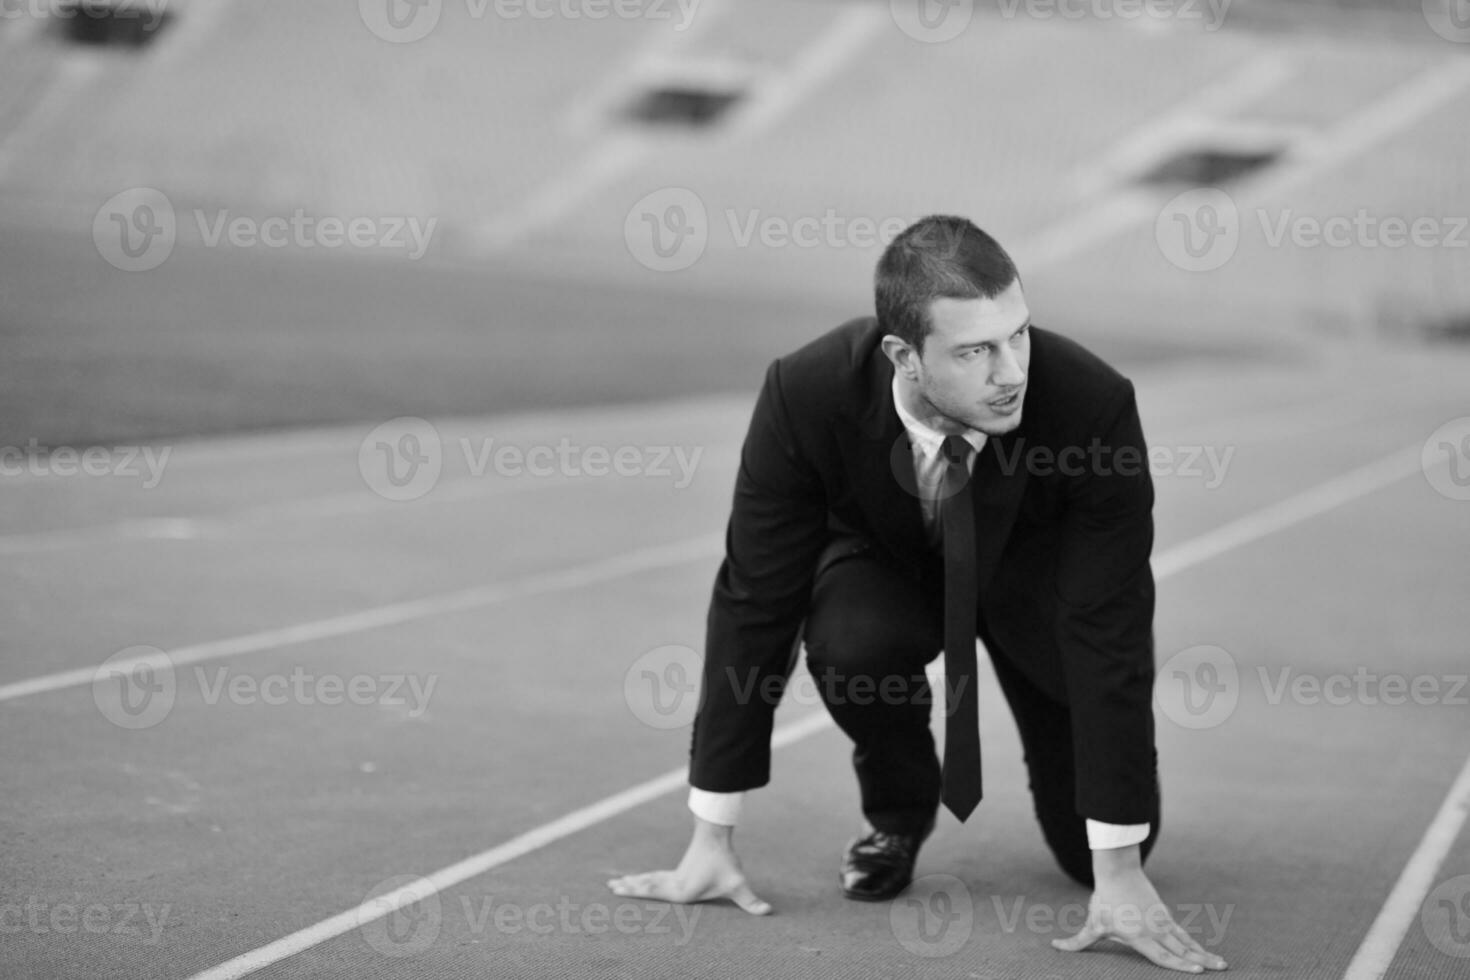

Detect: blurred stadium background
2,0,1467,446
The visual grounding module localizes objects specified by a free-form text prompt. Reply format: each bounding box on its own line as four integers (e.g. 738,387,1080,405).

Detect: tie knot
941,434,973,468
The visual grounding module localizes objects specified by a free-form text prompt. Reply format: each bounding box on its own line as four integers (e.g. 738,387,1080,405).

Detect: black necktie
939,434,982,822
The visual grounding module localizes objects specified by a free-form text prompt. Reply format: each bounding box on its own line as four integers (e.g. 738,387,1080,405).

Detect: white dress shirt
689,375,1150,851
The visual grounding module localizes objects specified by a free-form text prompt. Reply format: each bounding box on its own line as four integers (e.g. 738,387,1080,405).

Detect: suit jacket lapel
853,356,932,576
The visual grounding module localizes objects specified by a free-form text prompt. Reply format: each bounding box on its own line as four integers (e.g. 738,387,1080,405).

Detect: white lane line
0,452,740,556
0,533,723,704
1341,751,1470,980
185,708,834,980
176,442,1439,980
0,442,1445,703
1151,446,1432,579
0,383,1425,557
0,392,746,481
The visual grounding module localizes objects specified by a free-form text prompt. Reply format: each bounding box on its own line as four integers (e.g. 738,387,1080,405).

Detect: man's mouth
989,390,1022,410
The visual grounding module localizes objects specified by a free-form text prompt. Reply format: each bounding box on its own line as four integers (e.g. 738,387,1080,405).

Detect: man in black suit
609,216,1226,973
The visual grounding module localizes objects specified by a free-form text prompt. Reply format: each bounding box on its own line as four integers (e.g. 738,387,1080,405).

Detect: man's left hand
1051,854,1228,973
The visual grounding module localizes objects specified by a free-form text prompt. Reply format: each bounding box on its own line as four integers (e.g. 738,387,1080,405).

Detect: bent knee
803,617,935,675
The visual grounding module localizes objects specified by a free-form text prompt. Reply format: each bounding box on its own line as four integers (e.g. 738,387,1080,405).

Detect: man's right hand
606,817,773,915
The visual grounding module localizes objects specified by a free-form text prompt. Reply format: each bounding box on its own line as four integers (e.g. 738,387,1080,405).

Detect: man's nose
991,346,1025,389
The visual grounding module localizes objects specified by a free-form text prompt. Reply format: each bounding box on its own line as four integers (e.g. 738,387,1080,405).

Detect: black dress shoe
840,825,932,902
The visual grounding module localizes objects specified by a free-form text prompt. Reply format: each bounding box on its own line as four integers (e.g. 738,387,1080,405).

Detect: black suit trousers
802,547,1161,887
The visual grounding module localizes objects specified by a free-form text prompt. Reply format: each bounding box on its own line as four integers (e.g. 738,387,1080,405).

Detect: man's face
905,282,1031,435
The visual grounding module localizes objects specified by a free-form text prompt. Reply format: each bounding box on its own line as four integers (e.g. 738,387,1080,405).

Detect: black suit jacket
688,317,1158,824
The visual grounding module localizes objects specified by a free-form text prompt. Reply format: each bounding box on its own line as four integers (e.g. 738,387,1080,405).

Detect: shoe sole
840,878,913,902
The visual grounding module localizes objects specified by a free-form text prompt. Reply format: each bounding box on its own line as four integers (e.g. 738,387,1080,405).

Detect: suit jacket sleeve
1052,379,1160,825
688,359,830,792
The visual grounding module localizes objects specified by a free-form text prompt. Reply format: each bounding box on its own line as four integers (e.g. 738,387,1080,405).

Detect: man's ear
880,334,921,382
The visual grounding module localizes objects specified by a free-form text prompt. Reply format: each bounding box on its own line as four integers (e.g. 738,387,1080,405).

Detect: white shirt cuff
1086,819,1151,850
688,788,744,826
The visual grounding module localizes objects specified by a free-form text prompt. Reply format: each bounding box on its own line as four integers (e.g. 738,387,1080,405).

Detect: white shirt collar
891,374,988,458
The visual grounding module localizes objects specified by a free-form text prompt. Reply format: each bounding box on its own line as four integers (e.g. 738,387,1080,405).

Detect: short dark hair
875,215,1019,353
